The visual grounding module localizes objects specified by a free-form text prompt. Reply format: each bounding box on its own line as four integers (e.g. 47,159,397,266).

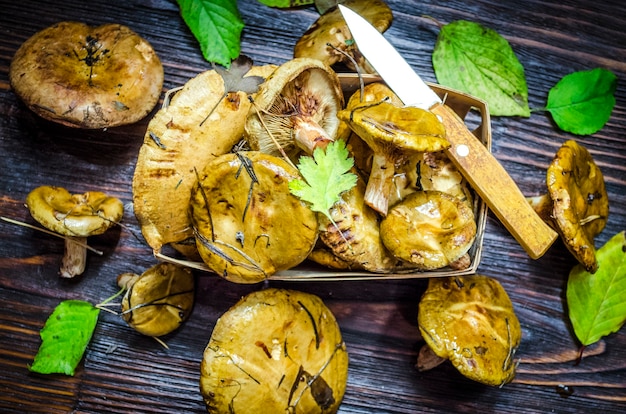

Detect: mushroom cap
132,62,276,256
200,288,348,413
337,101,449,156
119,263,195,338
9,21,164,128
189,151,319,283
418,275,521,386
25,185,124,237
245,57,344,158
547,140,608,273
380,190,476,270
294,0,393,73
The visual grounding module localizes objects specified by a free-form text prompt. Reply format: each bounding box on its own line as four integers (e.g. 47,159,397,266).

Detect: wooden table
1,0,625,412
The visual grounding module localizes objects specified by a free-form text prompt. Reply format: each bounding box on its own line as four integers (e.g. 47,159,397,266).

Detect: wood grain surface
1,0,625,413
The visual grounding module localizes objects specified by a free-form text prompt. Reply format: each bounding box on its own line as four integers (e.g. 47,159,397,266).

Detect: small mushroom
380,190,476,270
337,101,449,215
117,263,194,338
9,22,163,128
418,275,521,386
245,58,344,159
527,140,608,273
294,0,393,74
25,186,124,278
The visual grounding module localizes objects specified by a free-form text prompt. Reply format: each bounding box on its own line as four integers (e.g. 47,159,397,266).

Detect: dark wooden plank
1,0,626,413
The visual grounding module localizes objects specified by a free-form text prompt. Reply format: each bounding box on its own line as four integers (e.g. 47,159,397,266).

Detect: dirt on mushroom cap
9,21,164,128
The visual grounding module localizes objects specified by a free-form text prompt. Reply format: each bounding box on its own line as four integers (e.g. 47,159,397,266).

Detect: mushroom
132,60,276,257
245,58,344,159
117,262,194,338
200,288,348,413
25,185,124,278
189,151,319,283
380,190,476,270
337,101,449,215
527,140,608,273
417,275,521,386
294,0,393,74
9,22,164,128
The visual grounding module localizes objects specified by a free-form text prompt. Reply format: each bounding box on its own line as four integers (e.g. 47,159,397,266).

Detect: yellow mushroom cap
25,185,124,237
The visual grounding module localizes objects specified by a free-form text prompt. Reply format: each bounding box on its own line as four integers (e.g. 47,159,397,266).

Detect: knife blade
339,4,557,259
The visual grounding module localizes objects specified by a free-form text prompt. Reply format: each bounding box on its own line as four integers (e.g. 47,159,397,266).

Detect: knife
338,4,557,260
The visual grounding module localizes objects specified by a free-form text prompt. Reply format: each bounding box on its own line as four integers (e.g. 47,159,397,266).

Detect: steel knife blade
339,4,557,259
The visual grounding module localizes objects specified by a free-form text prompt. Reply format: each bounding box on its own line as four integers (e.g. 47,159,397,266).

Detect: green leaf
176,0,243,67
257,0,314,7
30,300,100,376
289,140,357,221
545,68,617,135
433,20,530,117
567,231,626,346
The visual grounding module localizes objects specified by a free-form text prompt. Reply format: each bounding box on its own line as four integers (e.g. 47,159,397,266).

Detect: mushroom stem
293,116,334,154
526,194,555,226
60,236,87,278
364,152,395,215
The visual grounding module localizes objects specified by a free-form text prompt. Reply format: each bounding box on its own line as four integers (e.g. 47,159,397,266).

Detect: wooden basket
269,74,491,281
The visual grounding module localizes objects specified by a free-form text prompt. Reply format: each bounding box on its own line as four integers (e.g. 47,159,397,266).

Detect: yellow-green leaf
433,20,530,117
29,300,100,376
567,231,626,346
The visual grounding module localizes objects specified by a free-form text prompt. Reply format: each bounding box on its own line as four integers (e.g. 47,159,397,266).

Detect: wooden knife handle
430,103,558,259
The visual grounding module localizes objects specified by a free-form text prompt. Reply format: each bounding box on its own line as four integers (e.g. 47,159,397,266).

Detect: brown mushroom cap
10,21,163,128
546,140,608,273
25,185,124,237
294,0,393,73
418,275,521,386
200,288,348,413
380,190,476,270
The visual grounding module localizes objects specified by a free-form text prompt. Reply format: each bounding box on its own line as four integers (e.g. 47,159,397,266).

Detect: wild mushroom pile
131,56,480,279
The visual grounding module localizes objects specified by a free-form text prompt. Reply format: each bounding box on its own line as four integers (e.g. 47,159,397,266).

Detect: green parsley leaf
289,140,357,221
433,20,530,117
545,68,617,135
176,0,244,67
30,300,100,376
567,231,626,347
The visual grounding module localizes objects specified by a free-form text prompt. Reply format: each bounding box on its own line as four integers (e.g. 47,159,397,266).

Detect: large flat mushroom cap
9,21,164,128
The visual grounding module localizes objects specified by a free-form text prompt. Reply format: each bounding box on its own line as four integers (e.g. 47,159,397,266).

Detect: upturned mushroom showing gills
117,263,194,338
294,0,393,74
245,58,344,159
380,190,476,270
189,151,318,283
527,140,608,273
337,101,449,215
9,22,163,128
418,275,521,386
25,186,124,278
200,288,348,414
